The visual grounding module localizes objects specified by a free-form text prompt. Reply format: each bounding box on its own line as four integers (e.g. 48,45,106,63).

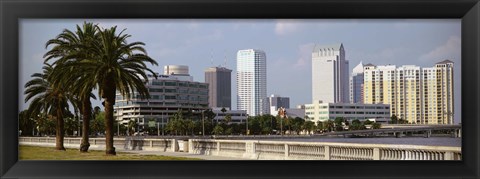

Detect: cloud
185,29,223,45
419,36,461,62
151,48,178,58
187,22,200,30
295,43,315,68
376,48,406,59
274,20,301,36
358,47,409,66
232,20,263,31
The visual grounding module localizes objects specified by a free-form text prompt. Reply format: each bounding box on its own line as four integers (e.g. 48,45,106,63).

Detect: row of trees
140,112,382,136
316,117,382,132
156,113,317,136
23,22,158,155
389,115,409,124
19,108,110,137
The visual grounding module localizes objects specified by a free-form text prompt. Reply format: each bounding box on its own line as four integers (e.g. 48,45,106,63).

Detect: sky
19,19,461,124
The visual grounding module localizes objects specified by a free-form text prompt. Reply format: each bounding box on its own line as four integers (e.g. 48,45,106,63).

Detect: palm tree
303,121,315,135
24,63,73,150
93,106,101,119
212,125,224,135
44,22,99,152
90,25,158,155
325,120,334,132
185,119,195,135
224,114,232,124
44,23,157,155
127,120,138,136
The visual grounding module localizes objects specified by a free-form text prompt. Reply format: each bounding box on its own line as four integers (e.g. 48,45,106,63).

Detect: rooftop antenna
223,50,227,68
210,49,214,67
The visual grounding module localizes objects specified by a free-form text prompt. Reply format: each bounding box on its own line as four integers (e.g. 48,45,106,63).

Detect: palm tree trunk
56,109,66,150
103,78,116,155
80,96,91,152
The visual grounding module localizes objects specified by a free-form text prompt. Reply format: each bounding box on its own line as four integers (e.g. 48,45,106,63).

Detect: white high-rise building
236,49,267,116
350,61,364,103
312,43,349,103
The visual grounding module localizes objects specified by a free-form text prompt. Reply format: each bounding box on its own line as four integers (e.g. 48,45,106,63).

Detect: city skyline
19,19,461,123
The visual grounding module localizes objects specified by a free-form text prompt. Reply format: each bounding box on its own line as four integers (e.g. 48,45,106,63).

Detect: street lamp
280,117,283,136
117,120,120,136
193,109,205,136
77,115,81,137
246,114,249,135
161,112,165,136
278,107,286,136
36,114,42,136
202,110,205,136
157,122,160,136
270,116,273,134
30,118,35,136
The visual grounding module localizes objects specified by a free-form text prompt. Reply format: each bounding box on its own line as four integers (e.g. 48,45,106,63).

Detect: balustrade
188,139,461,160
288,144,325,159
219,142,246,152
19,137,462,160
19,137,175,152
330,146,373,160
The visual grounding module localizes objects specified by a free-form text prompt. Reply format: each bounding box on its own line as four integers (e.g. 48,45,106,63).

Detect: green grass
19,145,201,160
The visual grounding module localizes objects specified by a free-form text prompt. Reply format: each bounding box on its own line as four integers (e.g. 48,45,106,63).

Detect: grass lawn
19,145,201,160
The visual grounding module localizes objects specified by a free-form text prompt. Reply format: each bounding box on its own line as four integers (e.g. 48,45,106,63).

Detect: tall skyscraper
350,61,364,103
311,43,349,103
205,66,232,108
262,94,290,115
236,49,267,116
363,60,454,124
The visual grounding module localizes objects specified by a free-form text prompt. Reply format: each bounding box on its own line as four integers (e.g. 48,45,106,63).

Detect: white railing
19,137,177,152
188,139,461,160
20,137,462,160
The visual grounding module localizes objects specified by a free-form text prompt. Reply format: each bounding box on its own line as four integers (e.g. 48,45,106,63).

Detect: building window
165,82,177,86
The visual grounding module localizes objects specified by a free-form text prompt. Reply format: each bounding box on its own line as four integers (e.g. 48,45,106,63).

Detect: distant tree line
21,107,388,139
19,107,121,137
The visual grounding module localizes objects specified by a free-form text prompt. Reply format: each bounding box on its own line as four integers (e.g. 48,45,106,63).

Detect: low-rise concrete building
262,94,290,115
114,69,209,129
304,100,390,124
211,107,248,124
270,105,306,119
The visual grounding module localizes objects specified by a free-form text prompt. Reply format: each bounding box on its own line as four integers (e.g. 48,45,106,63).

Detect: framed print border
1,0,479,178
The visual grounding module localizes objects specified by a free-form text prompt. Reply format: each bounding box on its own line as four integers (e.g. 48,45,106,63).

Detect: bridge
319,124,461,138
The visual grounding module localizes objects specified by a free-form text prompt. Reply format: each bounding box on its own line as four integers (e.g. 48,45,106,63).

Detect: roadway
319,124,461,138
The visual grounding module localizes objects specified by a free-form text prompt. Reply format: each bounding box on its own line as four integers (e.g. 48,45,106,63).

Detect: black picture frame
1,0,479,178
